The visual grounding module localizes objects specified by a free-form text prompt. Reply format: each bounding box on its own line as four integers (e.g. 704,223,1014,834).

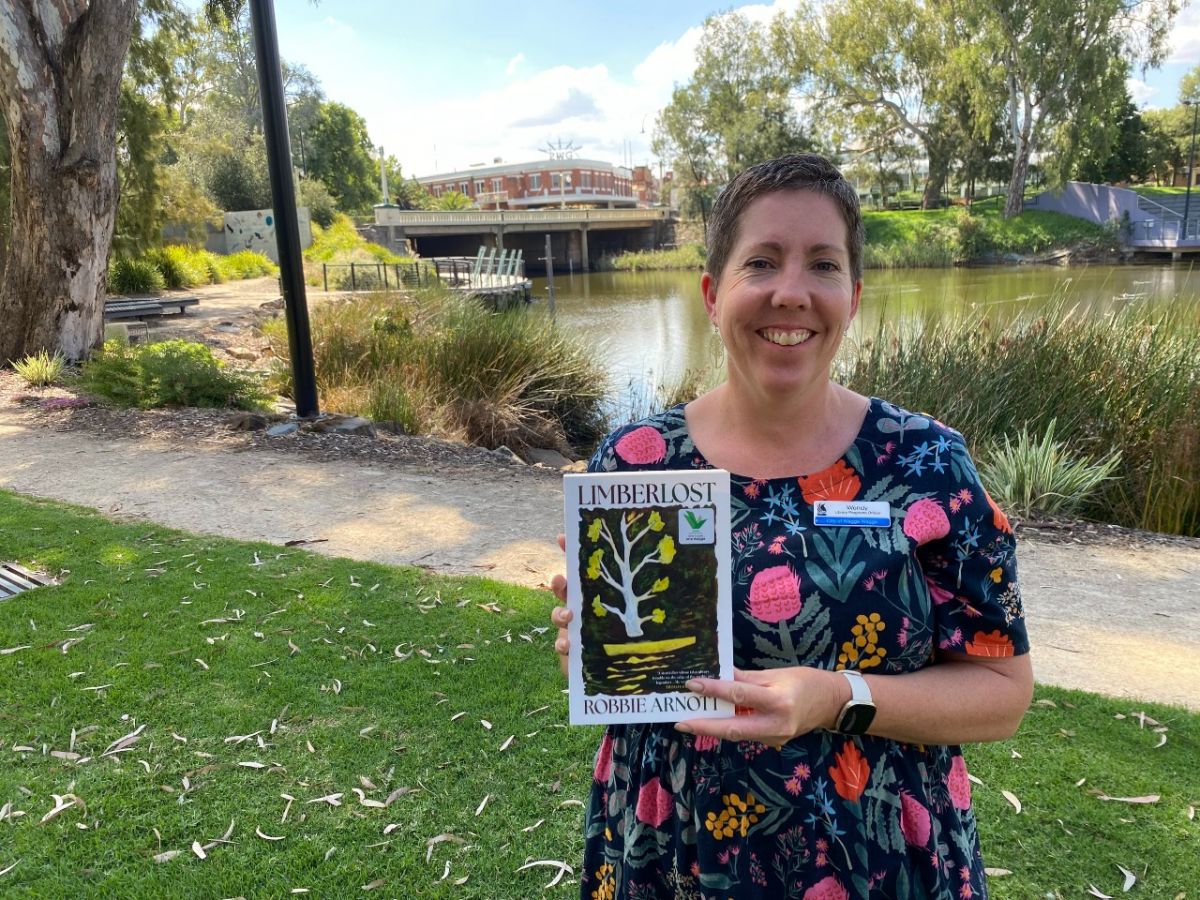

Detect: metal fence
320,248,529,293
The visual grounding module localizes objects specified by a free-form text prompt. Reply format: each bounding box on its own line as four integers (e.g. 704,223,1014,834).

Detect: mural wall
214,208,312,263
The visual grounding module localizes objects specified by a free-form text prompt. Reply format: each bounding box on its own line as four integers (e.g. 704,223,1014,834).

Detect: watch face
838,702,876,735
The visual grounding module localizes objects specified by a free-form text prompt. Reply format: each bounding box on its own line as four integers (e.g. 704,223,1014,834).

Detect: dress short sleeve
917,430,1029,658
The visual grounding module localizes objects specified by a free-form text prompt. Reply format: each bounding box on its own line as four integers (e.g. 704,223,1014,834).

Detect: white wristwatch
834,669,876,735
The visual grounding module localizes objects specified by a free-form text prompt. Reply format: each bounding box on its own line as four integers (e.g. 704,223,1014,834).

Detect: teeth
762,328,813,346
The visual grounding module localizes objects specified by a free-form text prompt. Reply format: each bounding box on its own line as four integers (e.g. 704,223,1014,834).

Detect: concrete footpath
1,409,1198,711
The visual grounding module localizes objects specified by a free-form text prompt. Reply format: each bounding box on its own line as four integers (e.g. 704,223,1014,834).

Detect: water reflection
532,263,1200,403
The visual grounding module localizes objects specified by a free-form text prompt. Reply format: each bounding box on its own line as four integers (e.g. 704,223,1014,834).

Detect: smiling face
702,189,862,404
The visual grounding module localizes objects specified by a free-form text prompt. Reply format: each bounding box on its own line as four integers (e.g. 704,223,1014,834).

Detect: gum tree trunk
0,1,138,363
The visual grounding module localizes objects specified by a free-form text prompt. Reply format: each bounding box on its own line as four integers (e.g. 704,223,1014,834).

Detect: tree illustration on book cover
577,505,720,696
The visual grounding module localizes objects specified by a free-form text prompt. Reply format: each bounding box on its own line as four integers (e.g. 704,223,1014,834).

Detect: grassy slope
0,490,1196,898
615,201,1109,271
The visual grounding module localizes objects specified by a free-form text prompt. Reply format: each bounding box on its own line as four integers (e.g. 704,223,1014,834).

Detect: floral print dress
579,398,1029,900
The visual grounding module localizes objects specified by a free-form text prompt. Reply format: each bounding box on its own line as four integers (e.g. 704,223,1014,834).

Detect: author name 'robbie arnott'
582,694,723,716
575,479,720,507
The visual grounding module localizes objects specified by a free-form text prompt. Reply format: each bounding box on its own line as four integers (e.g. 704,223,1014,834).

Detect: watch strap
835,669,876,735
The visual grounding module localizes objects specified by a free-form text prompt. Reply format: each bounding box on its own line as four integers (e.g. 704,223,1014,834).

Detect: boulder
524,447,573,469
266,422,299,437
492,445,525,465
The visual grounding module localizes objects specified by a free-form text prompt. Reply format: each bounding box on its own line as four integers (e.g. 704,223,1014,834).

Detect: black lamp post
1183,99,1198,242
248,0,318,417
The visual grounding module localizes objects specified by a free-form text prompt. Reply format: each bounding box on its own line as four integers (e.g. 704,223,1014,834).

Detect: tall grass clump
216,250,277,281
610,243,706,272
841,296,1200,535
977,420,1122,518
80,339,272,410
11,350,67,386
108,257,165,294
147,245,213,289
263,287,609,454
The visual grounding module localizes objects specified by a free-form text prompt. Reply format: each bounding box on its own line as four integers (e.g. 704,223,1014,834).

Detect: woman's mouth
760,328,814,346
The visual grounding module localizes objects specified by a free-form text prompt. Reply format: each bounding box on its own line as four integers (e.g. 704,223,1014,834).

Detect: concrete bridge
1025,183,1200,257
367,207,676,273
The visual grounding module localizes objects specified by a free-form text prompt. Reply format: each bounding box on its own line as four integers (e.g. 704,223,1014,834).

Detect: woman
551,154,1032,899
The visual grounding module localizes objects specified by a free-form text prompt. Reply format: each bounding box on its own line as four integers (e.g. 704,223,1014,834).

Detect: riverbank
609,202,1114,271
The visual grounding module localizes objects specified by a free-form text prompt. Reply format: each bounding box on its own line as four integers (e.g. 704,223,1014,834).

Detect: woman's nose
770,268,812,308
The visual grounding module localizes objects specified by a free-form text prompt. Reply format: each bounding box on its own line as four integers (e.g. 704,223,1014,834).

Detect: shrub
263,288,608,454
108,257,165,295
149,245,211,289
217,250,278,281
977,420,1121,519
80,339,272,410
304,214,406,266
12,350,67,386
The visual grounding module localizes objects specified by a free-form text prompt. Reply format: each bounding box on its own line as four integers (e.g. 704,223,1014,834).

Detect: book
562,469,734,725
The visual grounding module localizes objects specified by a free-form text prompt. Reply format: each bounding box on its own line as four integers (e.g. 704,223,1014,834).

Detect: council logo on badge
678,507,715,544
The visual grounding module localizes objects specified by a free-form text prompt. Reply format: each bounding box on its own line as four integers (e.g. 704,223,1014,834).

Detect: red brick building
417,158,658,209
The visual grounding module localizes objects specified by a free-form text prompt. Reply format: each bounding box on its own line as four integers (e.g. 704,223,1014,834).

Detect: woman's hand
549,534,571,678
675,666,846,746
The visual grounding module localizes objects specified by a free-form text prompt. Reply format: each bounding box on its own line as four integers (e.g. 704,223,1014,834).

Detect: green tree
972,0,1179,217
654,12,810,232
1,0,143,362
297,176,337,228
305,102,378,214
785,0,988,209
0,124,9,278
1142,109,1185,184
1074,93,1152,184
433,190,473,210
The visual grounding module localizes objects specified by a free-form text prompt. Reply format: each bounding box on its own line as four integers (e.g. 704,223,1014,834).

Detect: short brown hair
704,154,864,284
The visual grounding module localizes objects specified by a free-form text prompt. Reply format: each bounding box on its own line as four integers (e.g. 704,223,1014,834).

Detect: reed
609,244,706,271
840,294,1200,535
263,287,609,454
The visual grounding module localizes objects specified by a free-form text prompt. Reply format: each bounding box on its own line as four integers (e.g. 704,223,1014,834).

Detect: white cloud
1167,17,1200,64
371,0,806,177
1127,77,1157,106
321,16,355,39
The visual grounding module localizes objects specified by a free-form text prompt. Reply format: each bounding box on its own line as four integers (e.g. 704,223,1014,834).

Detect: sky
236,0,1199,179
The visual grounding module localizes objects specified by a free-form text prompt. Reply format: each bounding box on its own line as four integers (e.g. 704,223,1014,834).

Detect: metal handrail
1135,194,1184,220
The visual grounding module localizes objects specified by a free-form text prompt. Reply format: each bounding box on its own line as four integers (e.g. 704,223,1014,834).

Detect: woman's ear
701,271,718,326
849,278,863,322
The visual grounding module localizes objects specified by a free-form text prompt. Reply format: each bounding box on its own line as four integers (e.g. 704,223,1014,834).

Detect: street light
559,171,571,209
1182,98,1198,241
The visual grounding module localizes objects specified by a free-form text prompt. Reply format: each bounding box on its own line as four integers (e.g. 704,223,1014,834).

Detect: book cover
563,469,734,725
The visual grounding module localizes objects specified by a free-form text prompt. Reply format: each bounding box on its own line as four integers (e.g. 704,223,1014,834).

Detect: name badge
813,500,891,528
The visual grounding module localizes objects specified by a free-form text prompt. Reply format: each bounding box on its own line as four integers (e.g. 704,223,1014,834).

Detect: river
530,263,1200,409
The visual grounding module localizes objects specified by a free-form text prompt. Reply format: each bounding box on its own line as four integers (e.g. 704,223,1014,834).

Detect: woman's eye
814,260,840,272
745,258,772,269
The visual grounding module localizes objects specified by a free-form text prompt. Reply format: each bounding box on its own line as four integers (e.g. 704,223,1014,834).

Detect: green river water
530,264,1200,407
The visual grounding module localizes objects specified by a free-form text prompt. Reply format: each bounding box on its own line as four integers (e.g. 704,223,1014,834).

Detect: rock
214,322,241,334
327,416,376,438
259,297,285,310
227,412,272,432
524,447,573,469
266,422,299,437
492,445,525,465
227,348,258,361
304,413,376,438
564,459,588,473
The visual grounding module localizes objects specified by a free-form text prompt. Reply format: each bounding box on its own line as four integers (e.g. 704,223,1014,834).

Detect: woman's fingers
550,573,567,602
686,672,775,712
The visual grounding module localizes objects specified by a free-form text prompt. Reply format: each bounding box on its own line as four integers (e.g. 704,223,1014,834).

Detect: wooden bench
103,296,199,321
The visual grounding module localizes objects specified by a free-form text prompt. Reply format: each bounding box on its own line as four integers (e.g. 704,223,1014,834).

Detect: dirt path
2,408,1197,711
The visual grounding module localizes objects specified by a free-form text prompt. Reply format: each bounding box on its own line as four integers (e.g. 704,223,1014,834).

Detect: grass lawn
1,489,1197,898
1130,186,1191,199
